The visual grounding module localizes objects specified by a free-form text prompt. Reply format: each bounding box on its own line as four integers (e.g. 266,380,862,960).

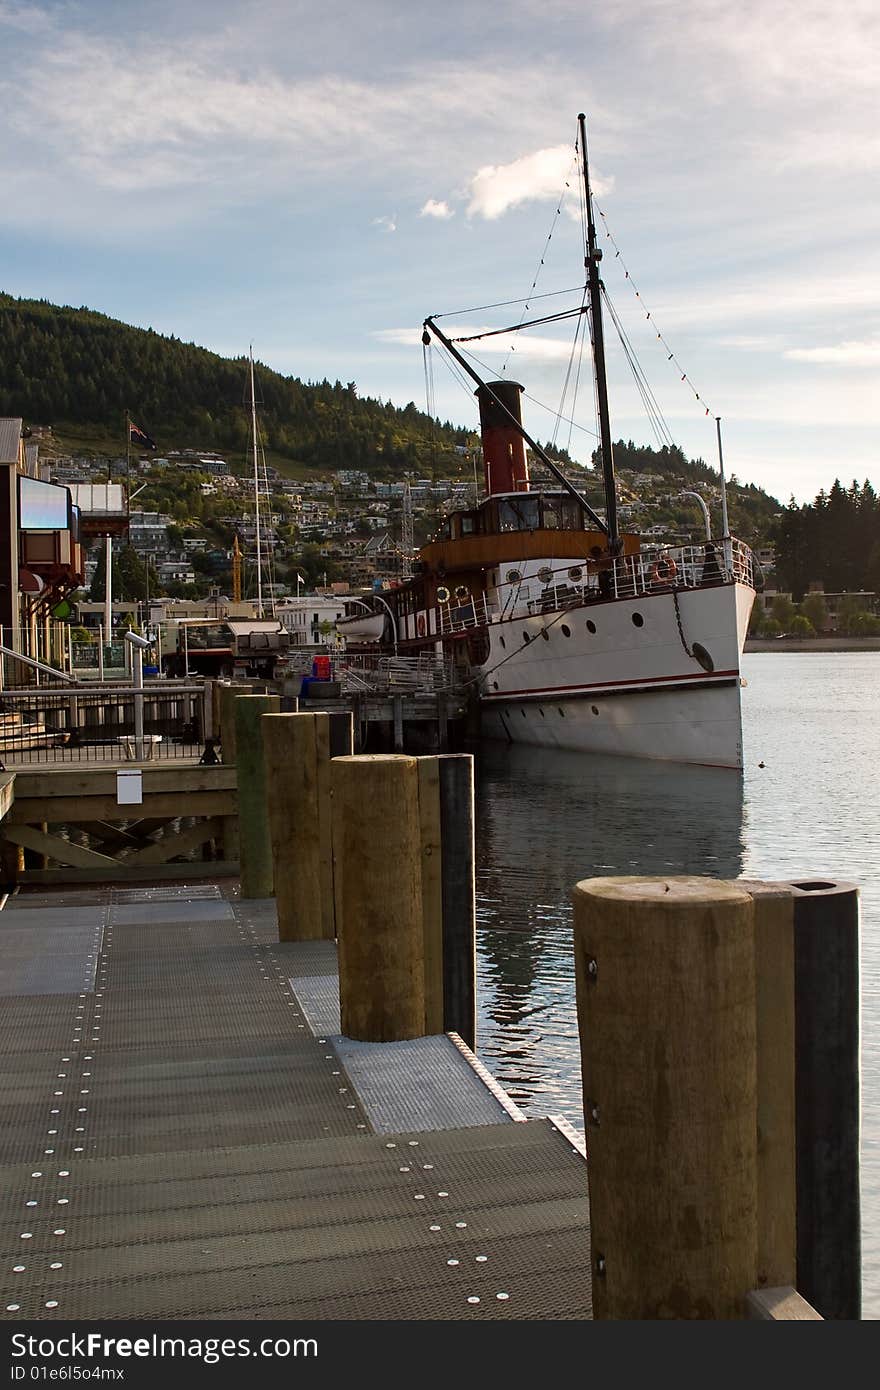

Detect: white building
275,594,353,647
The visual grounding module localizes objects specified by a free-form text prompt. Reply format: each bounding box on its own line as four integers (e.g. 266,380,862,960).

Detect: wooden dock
0,885,592,1321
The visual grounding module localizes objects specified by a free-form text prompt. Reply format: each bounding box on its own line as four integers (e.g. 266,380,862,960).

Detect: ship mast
249,346,263,618
578,113,620,552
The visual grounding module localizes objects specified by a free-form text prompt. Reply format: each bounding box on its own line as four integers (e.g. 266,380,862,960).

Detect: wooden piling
262,711,352,941
216,682,258,861
217,683,244,765
789,879,861,1320
332,755,426,1042
437,753,476,1048
392,696,404,752
235,693,280,899
572,875,758,1319
741,881,797,1292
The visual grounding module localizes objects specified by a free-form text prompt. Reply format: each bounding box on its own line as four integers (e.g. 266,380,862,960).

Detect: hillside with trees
0,292,476,474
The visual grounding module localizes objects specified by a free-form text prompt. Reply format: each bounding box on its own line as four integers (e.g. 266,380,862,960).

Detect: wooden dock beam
262,710,353,941
235,693,280,899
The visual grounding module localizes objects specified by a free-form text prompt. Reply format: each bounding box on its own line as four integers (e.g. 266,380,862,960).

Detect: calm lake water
473,651,880,1317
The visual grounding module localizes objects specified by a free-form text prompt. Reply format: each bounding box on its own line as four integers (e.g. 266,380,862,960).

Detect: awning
19,568,45,594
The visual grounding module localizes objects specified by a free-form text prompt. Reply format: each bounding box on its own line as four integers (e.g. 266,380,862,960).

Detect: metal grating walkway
0,887,592,1320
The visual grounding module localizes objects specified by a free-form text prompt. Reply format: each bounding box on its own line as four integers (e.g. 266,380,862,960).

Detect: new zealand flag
129,420,157,450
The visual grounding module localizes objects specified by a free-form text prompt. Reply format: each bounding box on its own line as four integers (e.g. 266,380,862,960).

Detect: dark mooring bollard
789,879,861,1320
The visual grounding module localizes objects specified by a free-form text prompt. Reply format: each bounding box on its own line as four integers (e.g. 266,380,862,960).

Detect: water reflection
474,742,745,1123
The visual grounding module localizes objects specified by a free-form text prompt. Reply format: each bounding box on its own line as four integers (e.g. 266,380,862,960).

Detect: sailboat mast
578,113,619,551
249,346,263,619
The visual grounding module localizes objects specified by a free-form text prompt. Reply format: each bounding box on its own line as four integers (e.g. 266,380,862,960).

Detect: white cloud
420,199,454,220
0,1,54,34
371,215,397,233
466,144,612,220
784,338,880,366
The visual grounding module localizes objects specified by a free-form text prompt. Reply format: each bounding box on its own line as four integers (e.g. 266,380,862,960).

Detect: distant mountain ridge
0,292,474,473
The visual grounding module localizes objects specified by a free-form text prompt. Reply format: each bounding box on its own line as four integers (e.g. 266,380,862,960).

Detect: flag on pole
129,420,157,450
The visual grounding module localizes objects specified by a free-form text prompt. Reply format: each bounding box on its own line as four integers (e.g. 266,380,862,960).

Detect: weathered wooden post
789,879,861,1320
215,681,261,861
235,693,280,899
332,752,476,1044
217,682,247,766
333,754,425,1041
262,710,353,941
572,876,758,1319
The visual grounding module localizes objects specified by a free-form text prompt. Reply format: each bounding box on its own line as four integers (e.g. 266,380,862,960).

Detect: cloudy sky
1,0,877,503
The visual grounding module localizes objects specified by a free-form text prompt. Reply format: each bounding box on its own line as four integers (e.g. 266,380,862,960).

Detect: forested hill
0,293,475,472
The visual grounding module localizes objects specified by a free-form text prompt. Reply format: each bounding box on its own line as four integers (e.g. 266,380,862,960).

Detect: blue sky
1,0,877,504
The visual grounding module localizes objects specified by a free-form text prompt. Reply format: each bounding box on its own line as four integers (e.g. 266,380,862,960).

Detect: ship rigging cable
595,201,715,420
601,285,676,450
500,155,580,376
431,284,586,321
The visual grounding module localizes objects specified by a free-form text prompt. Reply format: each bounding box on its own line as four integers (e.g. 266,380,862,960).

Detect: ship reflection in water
474,741,746,1128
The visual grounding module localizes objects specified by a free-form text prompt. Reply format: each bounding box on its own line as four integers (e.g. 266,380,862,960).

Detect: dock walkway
0,887,591,1320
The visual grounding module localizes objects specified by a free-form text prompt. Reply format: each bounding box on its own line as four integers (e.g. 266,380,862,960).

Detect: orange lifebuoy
417,614,426,636
650,557,677,586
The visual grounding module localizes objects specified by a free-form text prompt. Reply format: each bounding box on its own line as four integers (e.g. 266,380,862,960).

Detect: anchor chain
672,588,696,660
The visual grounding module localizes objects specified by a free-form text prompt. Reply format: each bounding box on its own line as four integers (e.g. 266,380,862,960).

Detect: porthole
539,707,545,718
540,629,550,641
499,635,506,649
568,566,583,582
561,624,571,638
591,705,599,716
522,631,531,644
632,612,644,628
454,584,470,601
537,566,554,584
520,709,526,718
492,681,499,691
436,586,450,604
558,707,566,718
586,620,597,634
506,569,522,584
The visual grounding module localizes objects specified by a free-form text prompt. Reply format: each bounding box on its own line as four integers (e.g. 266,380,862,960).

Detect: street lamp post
677,491,712,541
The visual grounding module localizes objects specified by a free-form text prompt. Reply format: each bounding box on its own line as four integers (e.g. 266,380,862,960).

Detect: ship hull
477,580,753,769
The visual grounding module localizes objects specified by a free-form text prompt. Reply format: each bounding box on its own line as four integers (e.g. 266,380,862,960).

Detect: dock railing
0,684,205,766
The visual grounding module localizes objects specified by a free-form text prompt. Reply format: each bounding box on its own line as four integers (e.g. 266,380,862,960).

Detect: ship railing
485,538,754,619
438,593,492,635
